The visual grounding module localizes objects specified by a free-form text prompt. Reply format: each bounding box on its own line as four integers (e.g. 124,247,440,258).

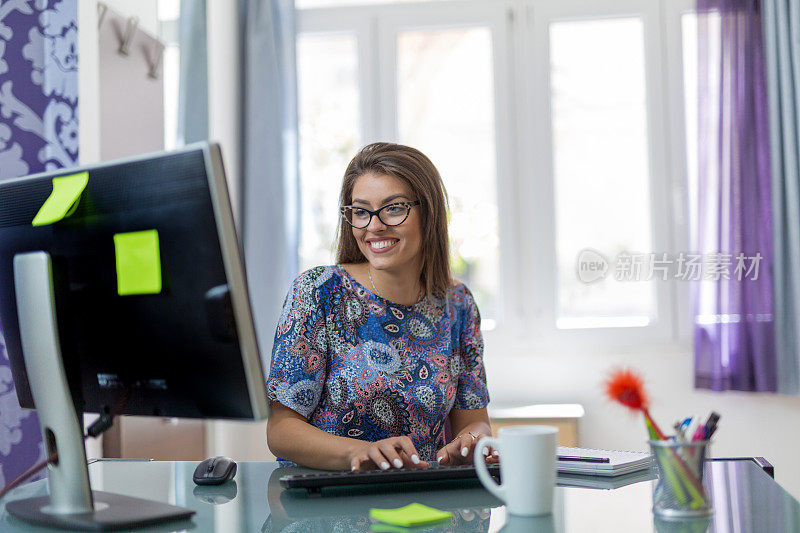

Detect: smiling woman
336,143,453,303
266,143,494,472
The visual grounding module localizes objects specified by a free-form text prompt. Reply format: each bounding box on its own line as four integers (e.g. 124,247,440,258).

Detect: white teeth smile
371,240,397,249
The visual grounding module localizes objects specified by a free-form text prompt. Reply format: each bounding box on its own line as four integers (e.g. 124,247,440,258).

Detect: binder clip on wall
118,14,139,56
96,2,164,80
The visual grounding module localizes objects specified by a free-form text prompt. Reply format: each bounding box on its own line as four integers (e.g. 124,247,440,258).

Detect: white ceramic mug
474,425,558,516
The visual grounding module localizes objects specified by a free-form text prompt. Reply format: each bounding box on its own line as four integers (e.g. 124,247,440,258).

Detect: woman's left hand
435,430,498,465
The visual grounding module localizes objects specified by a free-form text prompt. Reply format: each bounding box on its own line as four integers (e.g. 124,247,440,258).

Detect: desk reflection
192,481,238,505
3,459,788,532
499,513,558,533
263,466,501,532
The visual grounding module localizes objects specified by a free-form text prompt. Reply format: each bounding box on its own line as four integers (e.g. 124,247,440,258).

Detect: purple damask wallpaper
0,0,78,486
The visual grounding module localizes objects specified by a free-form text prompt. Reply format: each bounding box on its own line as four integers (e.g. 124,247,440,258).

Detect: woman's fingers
484,445,500,463
383,437,431,469
379,441,406,470
398,450,430,468
367,446,392,471
436,439,461,465
458,509,476,521
438,432,492,465
458,434,476,459
393,436,424,467
475,441,492,457
351,452,375,472
349,437,432,471
436,448,449,465
475,508,491,520
438,434,470,464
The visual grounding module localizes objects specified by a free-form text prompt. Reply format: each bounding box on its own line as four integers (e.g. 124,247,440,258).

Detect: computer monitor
0,143,269,530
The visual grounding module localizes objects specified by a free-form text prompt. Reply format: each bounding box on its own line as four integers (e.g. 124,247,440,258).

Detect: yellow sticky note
369,503,452,528
32,172,89,226
114,230,162,296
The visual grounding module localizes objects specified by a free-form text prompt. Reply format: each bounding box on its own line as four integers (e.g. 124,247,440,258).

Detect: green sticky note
114,230,162,296
370,524,440,533
369,503,452,528
32,172,89,226
370,524,444,533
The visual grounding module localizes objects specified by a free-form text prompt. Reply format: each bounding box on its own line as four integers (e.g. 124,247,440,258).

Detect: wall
100,0,159,35
78,0,158,167
484,339,800,500
0,0,79,484
206,0,241,220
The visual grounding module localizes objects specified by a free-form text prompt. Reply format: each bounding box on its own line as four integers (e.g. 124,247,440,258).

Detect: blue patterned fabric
0,0,79,486
268,265,489,461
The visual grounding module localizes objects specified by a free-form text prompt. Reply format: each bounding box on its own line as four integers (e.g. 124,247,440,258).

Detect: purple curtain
0,0,79,485
694,0,776,391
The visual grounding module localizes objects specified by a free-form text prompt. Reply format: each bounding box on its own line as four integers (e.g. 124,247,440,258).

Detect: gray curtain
177,0,209,144
763,0,800,394
240,0,299,369
176,0,298,371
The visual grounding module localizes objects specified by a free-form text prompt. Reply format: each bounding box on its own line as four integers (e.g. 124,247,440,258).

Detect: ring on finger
453,432,477,444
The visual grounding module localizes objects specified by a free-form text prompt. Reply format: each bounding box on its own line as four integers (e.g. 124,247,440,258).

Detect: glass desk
1,459,798,532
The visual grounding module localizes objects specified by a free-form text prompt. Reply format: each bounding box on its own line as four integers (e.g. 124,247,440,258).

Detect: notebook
557,446,652,477
557,468,656,489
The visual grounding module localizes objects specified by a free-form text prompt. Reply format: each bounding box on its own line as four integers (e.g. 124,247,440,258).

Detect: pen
684,415,700,441
673,420,684,440
704,412,720,439
691,425,706,442
557,455,611,463
673,418,689,443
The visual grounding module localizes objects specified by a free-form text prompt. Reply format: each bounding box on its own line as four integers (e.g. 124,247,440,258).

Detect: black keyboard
280,463,501,494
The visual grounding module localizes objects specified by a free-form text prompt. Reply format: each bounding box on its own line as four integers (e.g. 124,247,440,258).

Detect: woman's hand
348,436,430,471
436,429,498,466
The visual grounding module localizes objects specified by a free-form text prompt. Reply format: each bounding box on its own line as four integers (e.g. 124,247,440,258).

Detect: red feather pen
604,369,665,440
604,368,707,507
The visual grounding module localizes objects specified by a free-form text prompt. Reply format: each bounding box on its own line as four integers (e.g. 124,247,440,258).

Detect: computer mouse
193,456,237,485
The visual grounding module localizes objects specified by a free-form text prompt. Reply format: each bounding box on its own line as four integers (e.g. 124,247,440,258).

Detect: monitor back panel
0,148,257,419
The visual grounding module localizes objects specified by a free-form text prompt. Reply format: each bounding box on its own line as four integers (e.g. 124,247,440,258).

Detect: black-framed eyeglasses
340,201,421,229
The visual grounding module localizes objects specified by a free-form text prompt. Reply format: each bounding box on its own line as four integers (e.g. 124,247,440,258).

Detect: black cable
0,386,133,501
87,385,132,438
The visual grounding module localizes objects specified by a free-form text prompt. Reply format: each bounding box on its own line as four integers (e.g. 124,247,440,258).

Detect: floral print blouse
267,265,490,461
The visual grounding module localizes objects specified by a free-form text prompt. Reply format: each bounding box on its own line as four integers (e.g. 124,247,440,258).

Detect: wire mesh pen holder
649,439,713,519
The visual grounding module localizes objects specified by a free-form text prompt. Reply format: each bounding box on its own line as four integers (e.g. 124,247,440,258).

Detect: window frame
664,0,698,346
295,0,697,354
521,0,674,351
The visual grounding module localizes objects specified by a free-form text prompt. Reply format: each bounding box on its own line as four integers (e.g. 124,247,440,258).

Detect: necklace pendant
368,265,383,298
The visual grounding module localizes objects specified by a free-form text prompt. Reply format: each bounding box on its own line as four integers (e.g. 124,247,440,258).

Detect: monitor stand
5,252,195,531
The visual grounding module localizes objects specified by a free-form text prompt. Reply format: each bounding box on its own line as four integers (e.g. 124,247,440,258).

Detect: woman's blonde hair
336,142,452,298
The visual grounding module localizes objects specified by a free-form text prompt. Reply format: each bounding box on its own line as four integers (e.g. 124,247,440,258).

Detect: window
682,12,699,249
297,0,696,348
297,0,449,7
396,26,499,321
297,33,361,270
549,17,655,328
157,0,181,151
296,2,506,328
681,8,720,251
